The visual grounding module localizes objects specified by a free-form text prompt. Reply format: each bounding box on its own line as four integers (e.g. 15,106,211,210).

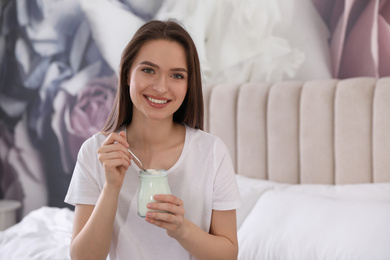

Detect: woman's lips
146,96,168,104
144,95,171,108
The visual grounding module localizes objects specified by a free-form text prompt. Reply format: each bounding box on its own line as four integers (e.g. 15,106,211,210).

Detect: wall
1,0,387,219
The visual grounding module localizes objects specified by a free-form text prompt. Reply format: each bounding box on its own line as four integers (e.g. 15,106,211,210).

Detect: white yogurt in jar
137,169,171,217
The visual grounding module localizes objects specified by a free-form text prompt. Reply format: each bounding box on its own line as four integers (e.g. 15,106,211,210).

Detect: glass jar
137,169,171,218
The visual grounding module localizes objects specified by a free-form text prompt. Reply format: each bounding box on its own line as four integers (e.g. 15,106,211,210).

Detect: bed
1,77,390,260
205,77,390,260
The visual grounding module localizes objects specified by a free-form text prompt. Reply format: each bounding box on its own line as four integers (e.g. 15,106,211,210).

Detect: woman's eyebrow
140,61,159,68
140,61,187,73
172,67,188,73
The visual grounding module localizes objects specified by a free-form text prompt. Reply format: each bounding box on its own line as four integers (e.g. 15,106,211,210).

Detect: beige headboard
204,77,390,184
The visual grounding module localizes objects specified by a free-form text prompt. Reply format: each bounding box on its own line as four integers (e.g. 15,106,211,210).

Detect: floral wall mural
0,0,388,220
312,0,390,78
0,0,127,218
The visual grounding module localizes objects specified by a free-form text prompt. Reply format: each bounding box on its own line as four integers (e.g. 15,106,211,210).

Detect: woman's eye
142,68,154,74
172,74,184,79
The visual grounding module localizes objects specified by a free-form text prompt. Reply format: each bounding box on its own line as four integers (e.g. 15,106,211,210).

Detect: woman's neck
126,119,186,170
127,118,180,150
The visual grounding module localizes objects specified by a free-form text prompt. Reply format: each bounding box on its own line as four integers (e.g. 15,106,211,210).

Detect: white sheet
0,207,73,260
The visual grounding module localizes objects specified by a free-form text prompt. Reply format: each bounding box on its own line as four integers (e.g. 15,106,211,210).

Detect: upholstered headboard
204,77,390,184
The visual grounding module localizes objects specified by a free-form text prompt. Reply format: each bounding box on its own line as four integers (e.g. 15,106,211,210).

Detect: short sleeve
212,139,242,210
64,136,103,206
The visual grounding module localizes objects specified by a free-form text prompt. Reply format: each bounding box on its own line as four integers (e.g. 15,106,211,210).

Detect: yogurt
137,169,171,217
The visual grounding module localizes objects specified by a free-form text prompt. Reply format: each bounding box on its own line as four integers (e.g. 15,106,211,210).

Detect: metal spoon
127,148,147,172
125,126,147,172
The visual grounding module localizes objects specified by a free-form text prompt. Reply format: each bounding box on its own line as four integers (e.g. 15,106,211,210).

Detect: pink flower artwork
52,71,117,173
312,0,390,78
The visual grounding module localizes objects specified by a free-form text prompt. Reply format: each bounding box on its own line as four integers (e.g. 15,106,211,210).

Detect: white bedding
1,177,389,260
0,207,73,260
236,175,390,260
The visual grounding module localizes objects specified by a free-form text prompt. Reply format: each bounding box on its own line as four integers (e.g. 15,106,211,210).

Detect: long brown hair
101,19,203,133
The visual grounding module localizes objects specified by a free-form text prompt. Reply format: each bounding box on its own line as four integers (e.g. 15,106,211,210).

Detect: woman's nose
151,75,168,93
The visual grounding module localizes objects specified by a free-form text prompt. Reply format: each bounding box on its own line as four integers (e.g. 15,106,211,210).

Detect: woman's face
128,39,188,124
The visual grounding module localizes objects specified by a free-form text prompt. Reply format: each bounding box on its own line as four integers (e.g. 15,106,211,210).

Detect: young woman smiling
65,19,241,260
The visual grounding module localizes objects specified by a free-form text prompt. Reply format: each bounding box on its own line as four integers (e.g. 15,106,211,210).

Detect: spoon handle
127,148,146,171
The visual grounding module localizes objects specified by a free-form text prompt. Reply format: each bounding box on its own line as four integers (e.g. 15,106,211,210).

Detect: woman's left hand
145,194,187,239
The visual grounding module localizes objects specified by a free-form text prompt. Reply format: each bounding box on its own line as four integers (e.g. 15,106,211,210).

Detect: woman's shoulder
184,126,232,167
80,131,108,151
186,125,216,139
185,126,227,149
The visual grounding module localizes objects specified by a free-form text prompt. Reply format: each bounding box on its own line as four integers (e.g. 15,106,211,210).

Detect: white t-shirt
65,125,241,260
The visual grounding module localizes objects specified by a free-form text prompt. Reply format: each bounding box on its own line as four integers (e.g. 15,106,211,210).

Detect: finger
146,209,179,224
147,201,185,216
119,131,127,139
102,158,131,170
154,194,183,206
98,141,131,155
145,215,177,230
102,131,129,148
98,145,132,164
98,150,131,165
102,159,130,176
145,212,177,227
118,131,130,147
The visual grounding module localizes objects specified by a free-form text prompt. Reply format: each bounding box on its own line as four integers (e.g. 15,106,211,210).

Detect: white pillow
235,175,390,228
235,175,286,228
238,190,390,260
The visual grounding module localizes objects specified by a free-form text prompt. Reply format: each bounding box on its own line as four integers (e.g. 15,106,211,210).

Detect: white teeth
147,97,168,104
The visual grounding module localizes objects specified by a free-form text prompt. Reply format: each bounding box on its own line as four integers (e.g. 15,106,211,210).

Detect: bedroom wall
0,0,388,219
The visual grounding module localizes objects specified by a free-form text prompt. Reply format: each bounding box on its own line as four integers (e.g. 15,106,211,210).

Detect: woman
65,19,241,260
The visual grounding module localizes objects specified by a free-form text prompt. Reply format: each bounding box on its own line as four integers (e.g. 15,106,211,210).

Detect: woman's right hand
71,130,130,260
97,131,132,189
